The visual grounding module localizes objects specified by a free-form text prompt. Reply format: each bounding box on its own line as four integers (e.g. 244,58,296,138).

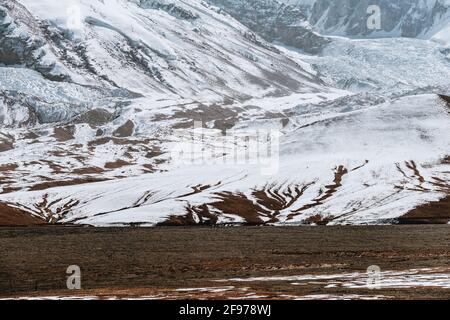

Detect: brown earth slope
398,196,450,224
0,203,45,226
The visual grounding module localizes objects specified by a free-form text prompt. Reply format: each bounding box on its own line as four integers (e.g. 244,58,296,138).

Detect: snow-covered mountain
210,0,450,91
0,0,449,226
1,0,327,101
283,0,450,43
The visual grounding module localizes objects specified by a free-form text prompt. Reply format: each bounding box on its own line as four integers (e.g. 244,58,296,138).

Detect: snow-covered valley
0,0,449,226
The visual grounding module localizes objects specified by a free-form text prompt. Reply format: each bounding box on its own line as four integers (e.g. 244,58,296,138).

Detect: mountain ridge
282,0,450,42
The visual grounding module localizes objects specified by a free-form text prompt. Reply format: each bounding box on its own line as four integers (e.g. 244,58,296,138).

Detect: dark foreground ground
0,225,450,300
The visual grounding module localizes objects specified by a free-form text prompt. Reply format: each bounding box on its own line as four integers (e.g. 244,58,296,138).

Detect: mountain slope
0,0,449,226
0,0,342,199
2,0,327,100
1,94,449,226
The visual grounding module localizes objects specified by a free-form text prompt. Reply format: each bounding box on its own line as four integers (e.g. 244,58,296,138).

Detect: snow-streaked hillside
0,0,449,226
1,93,449,226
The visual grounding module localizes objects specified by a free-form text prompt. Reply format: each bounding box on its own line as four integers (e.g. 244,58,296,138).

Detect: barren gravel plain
1,225,449,300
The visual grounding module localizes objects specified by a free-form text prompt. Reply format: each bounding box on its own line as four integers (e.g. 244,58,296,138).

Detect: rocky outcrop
0,0,68,81
207,0,330,54
139,0,200,21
